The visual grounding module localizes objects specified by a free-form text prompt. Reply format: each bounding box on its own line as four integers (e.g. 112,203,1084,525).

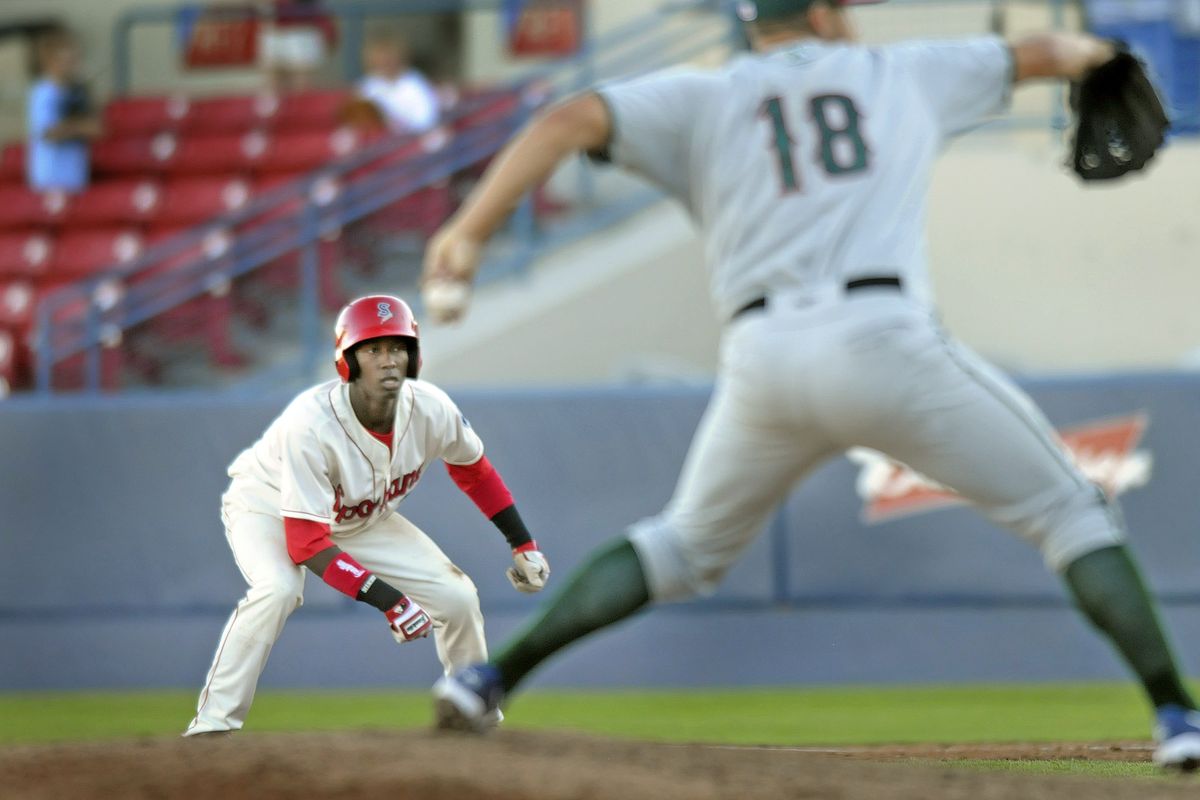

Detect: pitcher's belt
732,276,904,320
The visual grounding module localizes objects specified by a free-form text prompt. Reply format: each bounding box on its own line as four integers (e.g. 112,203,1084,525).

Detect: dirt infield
1,731,1195,800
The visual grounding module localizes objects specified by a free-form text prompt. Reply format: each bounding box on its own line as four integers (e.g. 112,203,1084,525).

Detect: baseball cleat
1153,704,1200,771
432,664,505,733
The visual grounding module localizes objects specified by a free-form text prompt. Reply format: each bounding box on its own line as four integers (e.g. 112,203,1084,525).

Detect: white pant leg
184,506,304,736
814,299,1124,571
631,316,840,601
338,514,487,674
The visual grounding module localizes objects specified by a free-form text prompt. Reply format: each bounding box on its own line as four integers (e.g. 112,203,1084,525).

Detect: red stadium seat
49,229,143,279
94,133,268,176
156,178,252,226
0,186,70,229
186,94,270,134
92,135,174,176
254,129,362,174
0,233,53,278
0,280,37,330
272,90,351,130
102,91,352,139
166,133,266,175
104,95,191,137
62,180,162,226
0,144,24,185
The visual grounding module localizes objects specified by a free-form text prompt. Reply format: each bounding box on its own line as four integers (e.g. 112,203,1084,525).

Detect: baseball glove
1069,45,1170,182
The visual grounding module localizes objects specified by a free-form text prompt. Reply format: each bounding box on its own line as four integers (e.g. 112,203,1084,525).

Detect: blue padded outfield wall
3,375,1200,691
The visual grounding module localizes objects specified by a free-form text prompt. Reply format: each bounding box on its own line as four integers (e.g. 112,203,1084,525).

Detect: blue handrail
37,3,737,393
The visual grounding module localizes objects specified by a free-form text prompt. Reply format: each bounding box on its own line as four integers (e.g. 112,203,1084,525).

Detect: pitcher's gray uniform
603,37,1124,599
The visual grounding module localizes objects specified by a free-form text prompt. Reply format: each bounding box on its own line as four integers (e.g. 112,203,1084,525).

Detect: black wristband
357,575,406,613
491,505,533,550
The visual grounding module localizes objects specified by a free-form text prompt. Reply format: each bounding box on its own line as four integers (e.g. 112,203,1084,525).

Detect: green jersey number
760,93,870,193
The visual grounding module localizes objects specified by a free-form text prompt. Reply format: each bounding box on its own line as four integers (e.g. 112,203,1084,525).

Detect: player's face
364,42,406,77
354,337,410,395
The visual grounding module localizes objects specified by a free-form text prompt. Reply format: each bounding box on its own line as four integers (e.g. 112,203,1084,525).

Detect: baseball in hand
422,279,471,323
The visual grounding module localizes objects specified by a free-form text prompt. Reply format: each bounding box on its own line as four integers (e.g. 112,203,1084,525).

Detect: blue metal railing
33,101,533,391
37,2,738,393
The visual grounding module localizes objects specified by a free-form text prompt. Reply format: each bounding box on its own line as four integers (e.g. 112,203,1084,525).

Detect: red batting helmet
333,294,421,382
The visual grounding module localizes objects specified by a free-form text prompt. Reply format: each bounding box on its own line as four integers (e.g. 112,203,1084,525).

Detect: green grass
0,683,1181,780
0,682,1159,745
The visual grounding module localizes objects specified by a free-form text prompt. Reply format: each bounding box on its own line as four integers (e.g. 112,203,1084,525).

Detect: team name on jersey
333,468,422,523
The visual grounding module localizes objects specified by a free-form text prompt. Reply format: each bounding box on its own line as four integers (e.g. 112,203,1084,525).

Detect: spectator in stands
26,29,101,193
356,32,441,134
261,0,336,93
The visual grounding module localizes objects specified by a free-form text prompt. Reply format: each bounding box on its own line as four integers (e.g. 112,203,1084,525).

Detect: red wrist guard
446,456,514,518
322,552,373,599
513,540,539,554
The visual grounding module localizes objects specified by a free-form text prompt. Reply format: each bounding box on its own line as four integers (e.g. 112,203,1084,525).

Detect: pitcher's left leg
341,516,487,673
865,332,1197,768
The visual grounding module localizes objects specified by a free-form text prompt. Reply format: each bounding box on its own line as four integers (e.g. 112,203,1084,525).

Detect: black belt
733,276,903,320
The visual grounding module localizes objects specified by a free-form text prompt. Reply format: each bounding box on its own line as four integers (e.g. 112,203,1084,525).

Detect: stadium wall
3,376,1200,691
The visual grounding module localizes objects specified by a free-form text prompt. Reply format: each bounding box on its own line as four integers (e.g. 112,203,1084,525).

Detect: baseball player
422,0,1200,770
183,294,549,737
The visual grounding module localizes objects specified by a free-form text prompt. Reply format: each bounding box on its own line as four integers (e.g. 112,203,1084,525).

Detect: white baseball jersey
226,378,483,536
597,37,1012,320
612,35,1125,605
188,377,490,736
358,70,441,133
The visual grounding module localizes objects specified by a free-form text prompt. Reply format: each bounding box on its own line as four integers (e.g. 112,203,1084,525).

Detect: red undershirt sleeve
445,456,514,519
284,516,336,564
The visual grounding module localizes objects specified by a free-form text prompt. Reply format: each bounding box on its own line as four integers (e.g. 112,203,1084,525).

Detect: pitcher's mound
0,730,1188,800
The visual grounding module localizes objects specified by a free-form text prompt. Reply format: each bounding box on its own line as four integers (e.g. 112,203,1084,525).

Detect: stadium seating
61,180,161,227
0,145,23,184
0,186,70,228
0,280,36,331
254,129,364,174
103,90,351,138
0,82,534,391
155,177,252,226
49,229,142,279
273,90,352,131
102,95,192,138
0,233,53,278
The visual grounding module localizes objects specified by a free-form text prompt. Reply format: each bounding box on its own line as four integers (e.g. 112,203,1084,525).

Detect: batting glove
507,542,550,593
385,596,433,644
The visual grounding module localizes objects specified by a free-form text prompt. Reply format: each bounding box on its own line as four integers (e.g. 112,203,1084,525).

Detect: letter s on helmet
333,295,421,382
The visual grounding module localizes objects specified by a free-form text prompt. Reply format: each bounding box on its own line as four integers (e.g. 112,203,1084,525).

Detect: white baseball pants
630,290,1125,602
184,501,486,736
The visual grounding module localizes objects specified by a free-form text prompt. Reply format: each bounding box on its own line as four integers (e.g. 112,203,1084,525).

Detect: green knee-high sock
1064,545,1194,710
493,537,651,693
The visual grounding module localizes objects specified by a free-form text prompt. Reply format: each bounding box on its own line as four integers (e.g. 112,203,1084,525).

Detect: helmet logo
377,302,394,322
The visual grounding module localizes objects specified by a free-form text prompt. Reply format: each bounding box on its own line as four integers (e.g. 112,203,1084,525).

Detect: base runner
184,295,549,736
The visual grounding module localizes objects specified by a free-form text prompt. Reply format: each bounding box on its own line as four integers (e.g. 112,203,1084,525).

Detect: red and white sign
509,0,583,57
183,7,260,68
850,413,1153,524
